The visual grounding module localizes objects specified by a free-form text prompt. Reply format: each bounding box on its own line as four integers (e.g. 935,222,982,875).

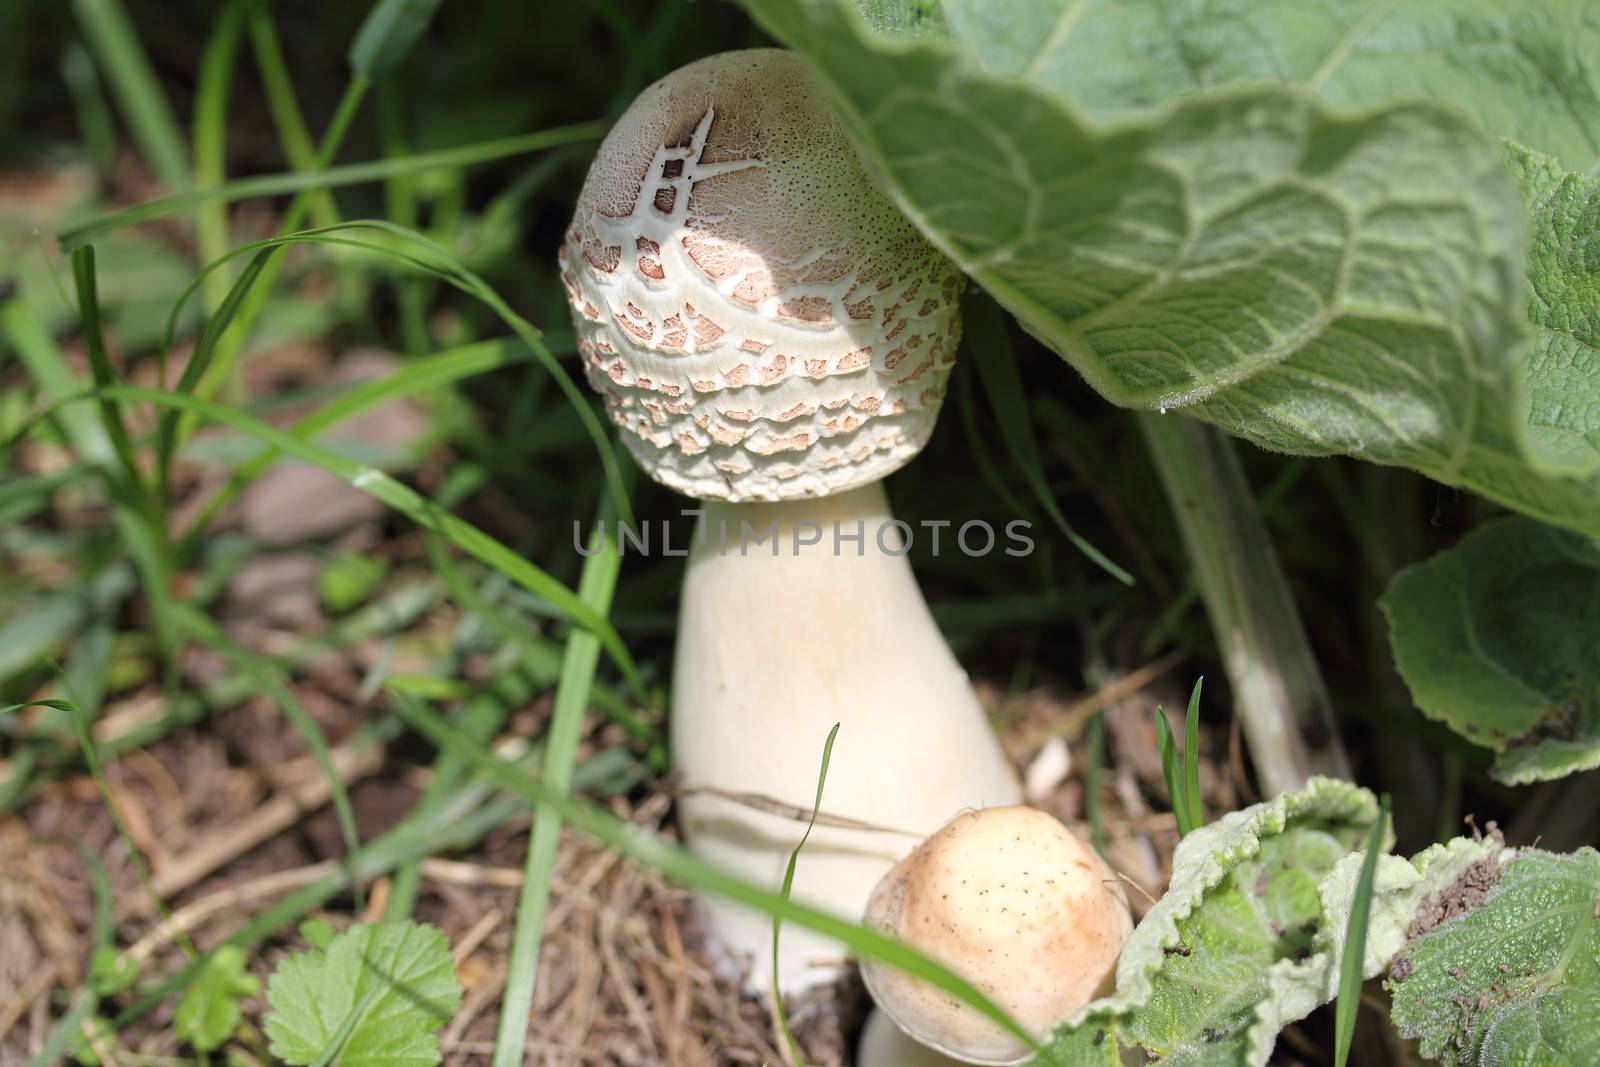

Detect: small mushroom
561,48,1019,994
859,806,1133,1066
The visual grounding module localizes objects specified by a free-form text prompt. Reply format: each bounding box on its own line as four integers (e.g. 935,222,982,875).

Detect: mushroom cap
859,806,1133,1065
560,49,964,502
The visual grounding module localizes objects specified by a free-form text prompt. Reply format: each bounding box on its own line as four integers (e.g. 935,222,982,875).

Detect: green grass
1335,792,1391,1067
491,487,626,1067
1157,679,1205,838
70,0,189,190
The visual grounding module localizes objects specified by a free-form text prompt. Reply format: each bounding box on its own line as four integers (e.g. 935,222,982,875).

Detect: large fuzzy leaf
1017,780,1497,1065
939,0,1600,173
1029,779,1375,1064
734,0,1600,536
1510,146,1600,480
1381,516,1600,784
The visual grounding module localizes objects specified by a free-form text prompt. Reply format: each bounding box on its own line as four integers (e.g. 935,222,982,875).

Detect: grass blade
1084,710,1109,857
392,697,1039,1057
2,293,106,459
349,0,442,79
1184,678,1204,832
16,383,642,696
179,337,532,553
192,0,250,311
1334,792,1390,1067
247,5,340,228
58,122,606,251
157,221,633,528
156,247,274,482
491,489,626,1067
773,722,841,1067
60,44,117,177
69,246,143,494
964,293,1132,586
1156,707,1192,838
71,0,188,189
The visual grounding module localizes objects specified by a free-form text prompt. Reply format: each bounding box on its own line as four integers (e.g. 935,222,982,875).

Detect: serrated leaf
264,920,463,1067
737,0,1600,537
939,0,1600,174
1508,145,1600,480
1387,847,1600,1066
176,945,260,1052
1380,516,1600,784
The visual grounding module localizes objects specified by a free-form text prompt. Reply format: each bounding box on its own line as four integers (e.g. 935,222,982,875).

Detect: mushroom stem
858,1009,968,1067
672,480,1020,993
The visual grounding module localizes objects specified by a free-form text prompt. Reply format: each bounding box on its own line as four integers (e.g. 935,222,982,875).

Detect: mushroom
559,48,1020,993
858,806,1133,1065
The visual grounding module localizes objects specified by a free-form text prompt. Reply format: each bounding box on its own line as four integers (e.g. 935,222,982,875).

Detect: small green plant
1157,679,1205,838
175,945,260,1053
263,919,463,1067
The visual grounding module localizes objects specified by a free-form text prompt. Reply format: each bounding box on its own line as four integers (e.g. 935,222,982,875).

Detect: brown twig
1012,648,1187,753
144,740,383,903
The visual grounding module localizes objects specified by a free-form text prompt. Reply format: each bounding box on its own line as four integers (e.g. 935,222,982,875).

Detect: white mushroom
560,48,1019,994
858,806,1133,1065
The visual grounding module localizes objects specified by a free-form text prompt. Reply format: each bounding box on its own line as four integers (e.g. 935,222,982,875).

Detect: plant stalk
1138,413,1350,796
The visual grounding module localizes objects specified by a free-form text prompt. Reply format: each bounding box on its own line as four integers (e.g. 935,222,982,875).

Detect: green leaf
1380,516,1600,784
938,0,1600,174
176,945,260,1052
739,0,1600,536
1508,145,1600,481
264,920,463,1067
1029,778,1379,1064
1387,847,1600,1066
348,0,442,80
1029,781,1500,1066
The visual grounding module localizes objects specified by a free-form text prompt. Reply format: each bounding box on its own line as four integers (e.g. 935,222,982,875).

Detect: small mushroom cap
860,806,1133,1065
560,49,964,502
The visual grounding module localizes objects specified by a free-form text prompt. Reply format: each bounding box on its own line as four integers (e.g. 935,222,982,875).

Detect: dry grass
0,653,1230,1065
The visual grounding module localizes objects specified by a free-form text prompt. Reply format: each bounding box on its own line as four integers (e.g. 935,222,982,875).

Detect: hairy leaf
1024,781,1499,1065
939,0,1600,173
737,0,1600,536
1030,778,1377,1064
1387,847,1600,1066
1381,516,1600,784
264,920,462,1067
1510,146,1600,480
